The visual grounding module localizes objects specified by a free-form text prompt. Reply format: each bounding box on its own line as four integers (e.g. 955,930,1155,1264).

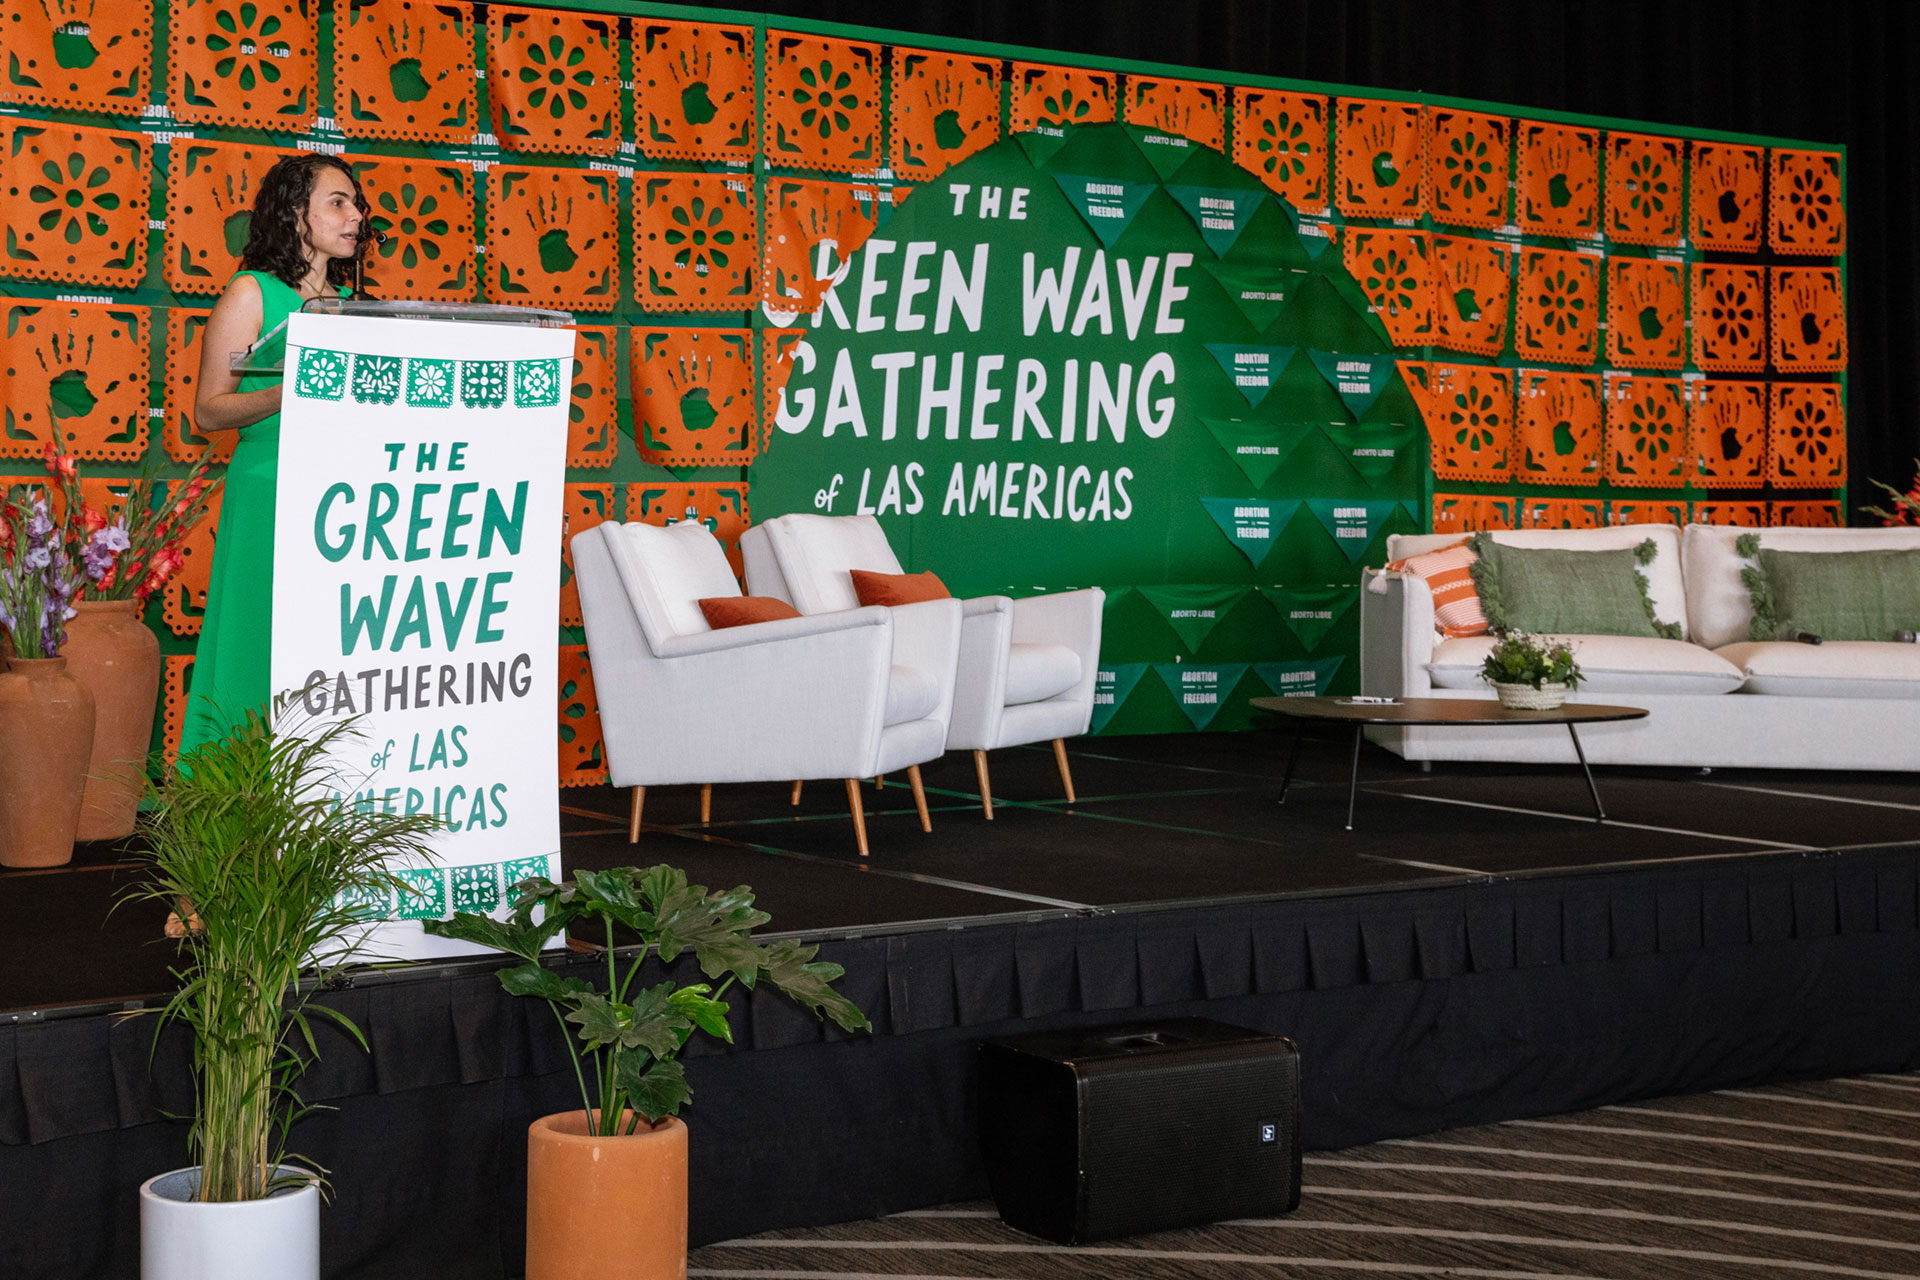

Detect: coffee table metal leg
1346,725,1363,831
1568,724,1606,822
1279,725,1304,804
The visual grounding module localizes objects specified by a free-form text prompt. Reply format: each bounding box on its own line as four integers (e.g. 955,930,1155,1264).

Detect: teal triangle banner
1204,343,1298,409
1135,584,1251,653
1278,200,1339,262
1199,262,1307,334
1090,663,1149,733
1201,418,1315,488
1320,421,1417,487
1013,126,1076,171
1306,351,1400,421
1163,184,1268,257
1256,586,1359,651
1401,498,1424,525
1050,172,1159,248
1252,657,1346,699
1304,498,1405,565
1123,123,1206,181
1152,663,1250,730
1201,497,1301,568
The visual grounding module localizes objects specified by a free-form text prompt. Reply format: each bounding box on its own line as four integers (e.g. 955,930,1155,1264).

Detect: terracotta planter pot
0,656,96,868
526,1110,686,1280
63,599,161,841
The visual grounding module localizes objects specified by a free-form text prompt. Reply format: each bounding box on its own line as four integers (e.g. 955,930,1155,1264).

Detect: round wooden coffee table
1248,695,1649,830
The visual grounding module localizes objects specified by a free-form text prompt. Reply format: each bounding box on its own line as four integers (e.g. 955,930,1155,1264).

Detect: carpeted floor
687,1070,1920,1279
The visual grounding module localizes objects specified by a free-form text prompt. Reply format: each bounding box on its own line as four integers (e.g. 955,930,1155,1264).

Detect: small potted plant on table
1480,632,1584,710
427,865,871,1280
130,706,441,1280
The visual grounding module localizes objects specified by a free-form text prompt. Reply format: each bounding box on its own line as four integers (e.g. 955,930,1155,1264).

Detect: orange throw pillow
850,569,951,607
699,596,801,629
1385,541,1490,638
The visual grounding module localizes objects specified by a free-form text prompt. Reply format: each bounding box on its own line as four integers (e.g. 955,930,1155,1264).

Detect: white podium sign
272,311,572,957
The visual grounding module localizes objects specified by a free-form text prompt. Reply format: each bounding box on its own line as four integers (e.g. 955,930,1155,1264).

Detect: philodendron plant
427,866,870,1136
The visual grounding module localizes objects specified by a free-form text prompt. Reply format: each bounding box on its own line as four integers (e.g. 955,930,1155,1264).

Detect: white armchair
572,519,962,856
740,514,1105,817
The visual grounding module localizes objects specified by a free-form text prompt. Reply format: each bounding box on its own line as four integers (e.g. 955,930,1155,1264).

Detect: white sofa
1359,523,1920,770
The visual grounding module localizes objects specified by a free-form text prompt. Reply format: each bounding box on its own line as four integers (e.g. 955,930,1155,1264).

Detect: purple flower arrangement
0,490,83,659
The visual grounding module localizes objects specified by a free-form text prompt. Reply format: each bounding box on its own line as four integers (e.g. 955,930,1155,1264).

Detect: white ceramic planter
139,1166,320,1280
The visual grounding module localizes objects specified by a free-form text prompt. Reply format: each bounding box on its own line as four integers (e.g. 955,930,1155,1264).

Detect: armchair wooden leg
790,780,803,805
700,783,712,824
628,786,645,844
874,774,885,789
1052,738,1076,804
973,749,994,820
844,778,870,858
907,764,932,833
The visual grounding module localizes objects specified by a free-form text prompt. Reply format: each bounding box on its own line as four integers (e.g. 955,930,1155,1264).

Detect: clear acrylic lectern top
230,298,576,374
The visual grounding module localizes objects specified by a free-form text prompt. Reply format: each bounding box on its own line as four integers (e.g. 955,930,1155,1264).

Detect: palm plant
129,704,441,1202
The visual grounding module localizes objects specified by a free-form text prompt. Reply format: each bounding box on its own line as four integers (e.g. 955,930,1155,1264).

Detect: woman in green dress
182,154,369,754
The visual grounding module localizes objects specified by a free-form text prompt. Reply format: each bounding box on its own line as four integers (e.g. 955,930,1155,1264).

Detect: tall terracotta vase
526,1110,687,1280
0,656,96,868
62,599,161,841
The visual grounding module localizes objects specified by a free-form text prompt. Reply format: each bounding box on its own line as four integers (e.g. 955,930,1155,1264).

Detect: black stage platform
6,732,1920,1280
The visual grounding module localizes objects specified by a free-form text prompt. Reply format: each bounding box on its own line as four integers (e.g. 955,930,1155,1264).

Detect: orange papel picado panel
162,487,222,636
1610,500,1689,528
1769,266,1847,372
351,155,476,300
626,481,751,578
488,6,621,156
1432,493,1514,535
1515,369,1602,486
892,49,1000,181
1687,380,1768,489
761,327,809,444
164,307,236,465
164,138,298,296
1773,500,1842,528
760,177,880,318
557,644,608,788
1605,257,1686,371
1518,497,1604,530
1231,87,1326,214
1605,132,1684,247
632,172,758,311
629,328,757,468
485,166,618,310
1412,362,1512,483
632,18,756,163
1769,383,1846,487
167,0,314,131
1335,98,1425,220
1514,246,1599,366
0,0,150,115
1690,264,1767,373
1123,74,1225,153
1431,236,1511,357
1604,375,1687,488
1343,228,1432,348
1690,501,1766,528
0,300,148,462
0,121,149,289
764,32,881,174
1426,107,1508,231
558,483,615,627
333,0,476,144
1010,62,1116,136
1689,142,1765,253
1770,149,1844,255
161,654,194,764
1516,121,1599,238
567,326,617,470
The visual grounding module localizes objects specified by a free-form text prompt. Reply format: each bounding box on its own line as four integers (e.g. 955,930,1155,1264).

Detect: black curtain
754,0,1920,512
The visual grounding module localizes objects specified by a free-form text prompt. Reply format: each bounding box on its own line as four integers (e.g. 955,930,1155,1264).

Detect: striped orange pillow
1386,541,1489,638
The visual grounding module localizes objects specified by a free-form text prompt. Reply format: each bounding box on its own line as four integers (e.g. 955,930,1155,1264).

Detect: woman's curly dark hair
238,153,370,294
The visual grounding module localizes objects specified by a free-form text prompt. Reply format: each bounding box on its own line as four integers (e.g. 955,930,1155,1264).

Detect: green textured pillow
1467,534,1681,639
1740,542,1920,641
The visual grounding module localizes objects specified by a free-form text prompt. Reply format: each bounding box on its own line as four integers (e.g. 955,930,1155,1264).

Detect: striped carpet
688,1072,1920,1279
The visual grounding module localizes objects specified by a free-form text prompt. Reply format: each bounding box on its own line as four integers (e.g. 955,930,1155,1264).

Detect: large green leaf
616,1055,692,1124
621,981,691,1058
497,962,593,1003
667,985,733,1043
564,992,628,1053
425,911,552,962
763,938,872,1032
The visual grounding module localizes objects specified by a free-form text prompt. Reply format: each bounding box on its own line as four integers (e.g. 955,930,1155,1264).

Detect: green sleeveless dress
179,271,347,756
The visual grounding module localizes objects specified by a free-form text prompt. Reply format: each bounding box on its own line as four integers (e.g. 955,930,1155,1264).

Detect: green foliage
427,865,871,1136
126,704,442,1203
1479,631,1585,690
